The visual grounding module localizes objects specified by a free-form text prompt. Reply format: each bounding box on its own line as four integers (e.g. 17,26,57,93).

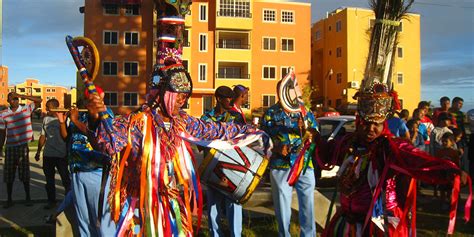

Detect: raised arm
11,92,42,105
183,112,250,140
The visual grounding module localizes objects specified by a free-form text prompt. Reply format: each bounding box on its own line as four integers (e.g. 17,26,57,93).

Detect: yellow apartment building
0,66,8,106
82,0,311,117
9,78,74,112
311,7,421,113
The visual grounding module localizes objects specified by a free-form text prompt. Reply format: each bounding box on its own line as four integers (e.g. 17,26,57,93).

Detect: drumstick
50,108,88,112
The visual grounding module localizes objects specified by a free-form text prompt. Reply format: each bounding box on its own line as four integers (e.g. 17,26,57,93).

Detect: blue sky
2,0,474,111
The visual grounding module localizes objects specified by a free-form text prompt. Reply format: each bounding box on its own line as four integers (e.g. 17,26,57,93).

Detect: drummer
200,86,245,237
260,82,318,237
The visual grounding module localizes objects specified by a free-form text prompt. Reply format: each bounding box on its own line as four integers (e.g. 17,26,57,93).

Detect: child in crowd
435,132,460,205
407,118,425,150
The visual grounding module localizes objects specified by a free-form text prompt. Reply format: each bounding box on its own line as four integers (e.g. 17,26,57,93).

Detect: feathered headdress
356,0,414,123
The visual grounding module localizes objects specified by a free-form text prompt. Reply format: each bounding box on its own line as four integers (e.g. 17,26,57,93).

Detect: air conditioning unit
349,81,360,89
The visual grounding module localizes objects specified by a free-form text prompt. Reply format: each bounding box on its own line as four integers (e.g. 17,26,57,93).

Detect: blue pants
72,171,116,237
206,187,242,237
270,168,316,237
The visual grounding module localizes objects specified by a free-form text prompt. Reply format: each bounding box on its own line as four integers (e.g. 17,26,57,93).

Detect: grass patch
194,215,300,237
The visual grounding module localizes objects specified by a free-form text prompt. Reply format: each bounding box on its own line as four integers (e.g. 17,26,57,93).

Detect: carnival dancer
260,80,318,237
316,1,471,236
230,84,249,124
201,86,245,237
55,87,116,236
86,64,260,236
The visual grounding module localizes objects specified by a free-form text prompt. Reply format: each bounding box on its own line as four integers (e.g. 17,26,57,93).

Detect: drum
199,146,269,204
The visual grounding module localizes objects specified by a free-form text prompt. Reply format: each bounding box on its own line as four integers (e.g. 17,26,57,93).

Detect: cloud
3,0,83,39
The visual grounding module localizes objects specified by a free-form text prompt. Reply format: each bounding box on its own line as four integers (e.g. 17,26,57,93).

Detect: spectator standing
467,109,474,183
35,99,71,209
407,118,425,150
418,101,435,153
413,108,429,151
230,84,249,124
435,132,461,205
430,112,453,156
0,92,42,208
387,109,410,139
200,86,245,237
433,96,457,127
449,97,466,135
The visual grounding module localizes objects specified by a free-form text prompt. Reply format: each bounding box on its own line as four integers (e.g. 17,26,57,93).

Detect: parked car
316,115,356,178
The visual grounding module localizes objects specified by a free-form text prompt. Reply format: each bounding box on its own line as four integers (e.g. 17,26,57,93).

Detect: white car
316,115,356,178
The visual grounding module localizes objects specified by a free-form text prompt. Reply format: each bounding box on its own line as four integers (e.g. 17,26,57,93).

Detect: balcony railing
217,10,252,18
216,43,250,49
216,73,250,79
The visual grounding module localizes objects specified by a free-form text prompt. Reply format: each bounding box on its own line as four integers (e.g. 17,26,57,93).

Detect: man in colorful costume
200,86,245,237
86,64,257,236
316,1,471,236
261,80,319,237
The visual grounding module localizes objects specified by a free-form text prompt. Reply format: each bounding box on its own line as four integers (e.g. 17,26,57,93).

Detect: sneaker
3,201,13,209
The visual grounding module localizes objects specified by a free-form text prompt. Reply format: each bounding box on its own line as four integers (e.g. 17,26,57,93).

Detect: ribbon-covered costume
317,1,471,236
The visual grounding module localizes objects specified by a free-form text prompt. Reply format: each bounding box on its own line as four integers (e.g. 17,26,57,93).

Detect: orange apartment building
0,66,8,106
82,0,311,117
8,78,73,112
311,7,421,113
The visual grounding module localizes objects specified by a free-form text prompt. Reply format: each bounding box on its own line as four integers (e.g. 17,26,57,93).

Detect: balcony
216,43,250,50
215,31,251,61
216,10,252,30
216,73,250,79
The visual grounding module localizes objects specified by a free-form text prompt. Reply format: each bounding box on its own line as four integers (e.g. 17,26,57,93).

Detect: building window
263,66,276,80
281,66,293,79
103,4,119,15
199,34,207,52
52,88,56,93
315,30,321,40
203,95,213,113
104,92,118,106
397,47,403,58
183,30,190,47
336,99,342,108
281,10,294,23
124,92,138,106
46,88,51,93
199,3,208,22
336,47,342,58
218,0,251,18
124,5,140,16
124,32,139,45
218,67,242,79
199,64,207,82
104,31,118,45
262,95,276,108
182,60,189,71
263,9,276,22
103,62,118,76
336,73,342,84
124,62,138,76
397,73,403,84
263,37,276,51
281,39,294,52
336,20,342,32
